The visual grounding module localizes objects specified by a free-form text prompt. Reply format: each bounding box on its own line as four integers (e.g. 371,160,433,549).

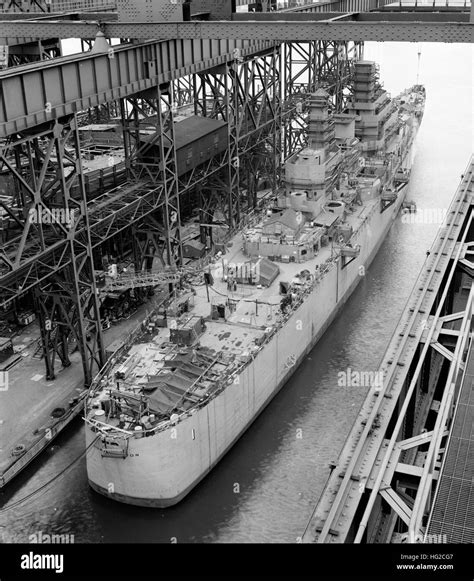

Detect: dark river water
0,42,472,544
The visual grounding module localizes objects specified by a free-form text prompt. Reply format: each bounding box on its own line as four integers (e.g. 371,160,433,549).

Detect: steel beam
0,18,471,42
380,6,471,11
0,39,275,137
0,43,285,303
233,11,469,21
2,116,106,385
0,0,116,11
0,11,116,19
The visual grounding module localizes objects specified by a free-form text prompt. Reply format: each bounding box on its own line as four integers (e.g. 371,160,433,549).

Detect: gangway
99,270,182,294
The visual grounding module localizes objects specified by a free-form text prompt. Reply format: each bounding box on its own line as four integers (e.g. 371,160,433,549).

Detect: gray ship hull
86,182,410,507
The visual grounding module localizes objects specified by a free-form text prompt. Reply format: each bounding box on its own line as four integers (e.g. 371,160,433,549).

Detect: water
0,43,472,544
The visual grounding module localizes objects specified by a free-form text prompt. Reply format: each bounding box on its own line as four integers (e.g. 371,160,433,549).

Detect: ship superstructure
84,64,425,507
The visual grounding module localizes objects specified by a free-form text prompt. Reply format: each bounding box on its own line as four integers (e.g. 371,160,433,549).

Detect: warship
84,60,425,506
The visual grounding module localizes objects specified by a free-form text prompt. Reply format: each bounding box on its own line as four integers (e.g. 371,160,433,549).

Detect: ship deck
88,193,382,425
197,200,378,328
86,88,422,427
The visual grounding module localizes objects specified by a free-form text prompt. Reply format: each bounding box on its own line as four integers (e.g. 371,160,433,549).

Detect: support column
119,88,183,267
156,84,183,267
2,118,106,385
226,55,241,230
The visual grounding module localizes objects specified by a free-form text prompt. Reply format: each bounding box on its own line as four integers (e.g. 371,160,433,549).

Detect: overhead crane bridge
98,262,212,295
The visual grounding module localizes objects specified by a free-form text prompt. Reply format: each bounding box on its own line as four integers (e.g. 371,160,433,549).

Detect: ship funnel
289,190,325,218
289,191,308,212
324,200,346,217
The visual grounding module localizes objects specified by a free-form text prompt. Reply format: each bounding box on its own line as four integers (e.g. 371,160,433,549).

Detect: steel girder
120,95,154,183
283,40,363,104
190,67,233,240
7,118,106,385
132,214,169,272
196,46,282,231
0,117,227,305
0,169,166,307
34,256,105,385
95,88,183,268
0,124,83,285
238,46,282,201
3,38,61,67
0,8,467,138
77,100,120,126
0,37,357,306
237,0,392,8
34,283,74,379
156,86,182,267
0,0,116,12
194,71,228,121
234,11,470,21
227,61,241,229
0,0,51,13
0,39,276,138
110,48,283,268
172,76,193,110
0,18,471,43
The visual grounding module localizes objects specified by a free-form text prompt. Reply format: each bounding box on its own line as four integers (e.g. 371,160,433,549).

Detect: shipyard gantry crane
0,0,363,385
0,0,471,388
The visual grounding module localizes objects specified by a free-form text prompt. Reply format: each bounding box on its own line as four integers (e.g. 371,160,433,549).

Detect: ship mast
416,45,422,85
